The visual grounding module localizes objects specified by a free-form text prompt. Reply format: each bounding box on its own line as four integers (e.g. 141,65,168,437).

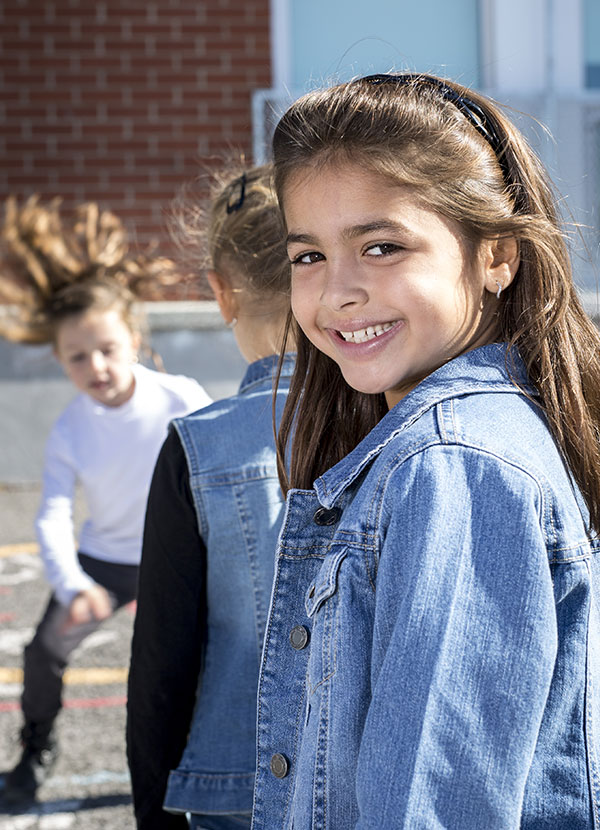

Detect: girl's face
285,163,505,408
54,308,140,407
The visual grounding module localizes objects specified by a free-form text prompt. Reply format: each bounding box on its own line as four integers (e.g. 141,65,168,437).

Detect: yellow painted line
0,666,128,685
0,542,38,557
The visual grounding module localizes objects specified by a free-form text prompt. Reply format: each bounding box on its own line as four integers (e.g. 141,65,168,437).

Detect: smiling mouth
338,322,397,344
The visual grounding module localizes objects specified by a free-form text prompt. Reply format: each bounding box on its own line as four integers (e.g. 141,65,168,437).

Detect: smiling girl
251,75,600,828
0,198,211,803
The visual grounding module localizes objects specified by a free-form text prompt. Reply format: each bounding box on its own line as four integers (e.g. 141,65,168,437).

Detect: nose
319,258,368,312
90,350,107,373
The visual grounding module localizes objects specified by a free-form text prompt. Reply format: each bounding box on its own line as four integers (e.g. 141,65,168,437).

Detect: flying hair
0,195,177,345
170,162,289,317
272,73,600,536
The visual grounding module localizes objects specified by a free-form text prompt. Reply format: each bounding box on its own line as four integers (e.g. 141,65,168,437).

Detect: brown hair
171,162,289,317
0,195,174,345
273,74,600,535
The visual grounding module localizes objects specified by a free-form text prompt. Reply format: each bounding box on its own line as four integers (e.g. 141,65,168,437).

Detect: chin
341,377,389,397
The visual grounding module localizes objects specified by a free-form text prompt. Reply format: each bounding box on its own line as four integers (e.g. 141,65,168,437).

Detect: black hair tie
226,173,247,214
361,73,511,184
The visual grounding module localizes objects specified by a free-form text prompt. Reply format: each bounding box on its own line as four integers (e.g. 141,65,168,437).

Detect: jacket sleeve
127,428,205,830
35,421,94,605
355,444,558,829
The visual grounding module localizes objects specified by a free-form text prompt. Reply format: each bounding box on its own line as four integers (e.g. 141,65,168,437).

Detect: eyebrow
286,219,417,247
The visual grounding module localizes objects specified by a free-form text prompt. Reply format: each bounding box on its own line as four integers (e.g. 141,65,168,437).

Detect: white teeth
339,322,396,343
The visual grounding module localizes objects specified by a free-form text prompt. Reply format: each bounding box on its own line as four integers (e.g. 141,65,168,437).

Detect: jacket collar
239,353,295,394
314,343,535,507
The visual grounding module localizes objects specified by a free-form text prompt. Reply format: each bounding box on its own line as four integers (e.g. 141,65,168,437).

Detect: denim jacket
252,344,600,829
162,354,294,816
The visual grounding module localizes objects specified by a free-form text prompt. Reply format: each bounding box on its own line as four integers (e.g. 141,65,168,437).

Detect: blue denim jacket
162,354,294,816
252,344,600,829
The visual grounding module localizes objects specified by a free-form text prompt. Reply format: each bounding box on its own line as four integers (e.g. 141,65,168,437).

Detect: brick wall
0,0,271,298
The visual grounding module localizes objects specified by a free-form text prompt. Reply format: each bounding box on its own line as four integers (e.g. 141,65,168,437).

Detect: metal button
289,625,309,650
313,506,342,526
270,753,289,778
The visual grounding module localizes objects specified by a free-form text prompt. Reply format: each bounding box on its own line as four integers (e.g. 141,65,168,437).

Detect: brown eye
364,243,402,256
292,251,324,265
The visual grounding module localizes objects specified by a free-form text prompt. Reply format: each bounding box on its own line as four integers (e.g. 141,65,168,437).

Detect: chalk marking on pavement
0,667,128,685
0,558,40,586
0,628,120,658
0,807,79,829
0,543,38,558
47,770,130,788
0,695,126,713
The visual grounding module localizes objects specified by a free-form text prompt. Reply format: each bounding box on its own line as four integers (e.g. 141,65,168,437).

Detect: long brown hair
273,74,600,535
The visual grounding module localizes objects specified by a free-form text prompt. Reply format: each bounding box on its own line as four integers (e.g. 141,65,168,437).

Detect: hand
67,585,112,627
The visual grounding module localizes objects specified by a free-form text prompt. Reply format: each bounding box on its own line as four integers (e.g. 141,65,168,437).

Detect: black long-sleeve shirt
127,430,206,829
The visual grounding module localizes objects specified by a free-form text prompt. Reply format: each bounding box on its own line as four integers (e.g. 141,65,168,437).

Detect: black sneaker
3,738,59,804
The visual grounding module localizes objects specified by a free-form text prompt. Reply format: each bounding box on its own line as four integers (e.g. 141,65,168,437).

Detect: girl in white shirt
0,197,211,803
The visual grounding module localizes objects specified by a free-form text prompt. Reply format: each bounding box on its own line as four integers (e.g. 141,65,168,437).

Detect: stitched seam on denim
254,554,280,826
436,401,448,444
306,551,347,614
362,545,376,593
547,537,600,558
308,606,337,695
280,548,330,557
190,470,279,487
437,399,458,445
543,476,558,549
584,556,600,828
282,672,307,827
312,680,330,830
174,423,209,538
307,554,344,694
549,551,598,564
255,558,305,828
281,536,376,552
450,398,459,440
333,529,377,544
233,483,266,663
308,593,339,694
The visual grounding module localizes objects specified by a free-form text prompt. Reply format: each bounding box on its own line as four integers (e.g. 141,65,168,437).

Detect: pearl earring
226,317,238,329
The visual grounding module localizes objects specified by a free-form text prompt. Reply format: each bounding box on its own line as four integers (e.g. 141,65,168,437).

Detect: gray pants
21,552,138,728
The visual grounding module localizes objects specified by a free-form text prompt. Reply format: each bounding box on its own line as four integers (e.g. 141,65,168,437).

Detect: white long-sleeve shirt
36,364,212,606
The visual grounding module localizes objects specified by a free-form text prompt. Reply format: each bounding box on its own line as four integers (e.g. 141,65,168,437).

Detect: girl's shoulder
172,386,279,479
134,364,212,410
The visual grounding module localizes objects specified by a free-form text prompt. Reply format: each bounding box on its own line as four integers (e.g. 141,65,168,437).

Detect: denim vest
163,354,294,816
252,344,600,829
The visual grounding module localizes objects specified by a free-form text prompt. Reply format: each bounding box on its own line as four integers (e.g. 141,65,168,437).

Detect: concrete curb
143,300,224,331
145,295,600,324
0,300,225,333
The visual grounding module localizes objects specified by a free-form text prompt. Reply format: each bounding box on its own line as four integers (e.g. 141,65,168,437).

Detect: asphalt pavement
0,305,245,828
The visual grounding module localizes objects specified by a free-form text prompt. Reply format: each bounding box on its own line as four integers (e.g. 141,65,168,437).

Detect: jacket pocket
304,548,347,692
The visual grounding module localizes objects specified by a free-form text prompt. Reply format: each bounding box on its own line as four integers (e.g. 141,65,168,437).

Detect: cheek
65,366,86,386
290,281,310,325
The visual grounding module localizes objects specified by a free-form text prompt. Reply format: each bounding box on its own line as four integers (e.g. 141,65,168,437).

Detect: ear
130,329,142,355
483,236,519,297
206,270,238,325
